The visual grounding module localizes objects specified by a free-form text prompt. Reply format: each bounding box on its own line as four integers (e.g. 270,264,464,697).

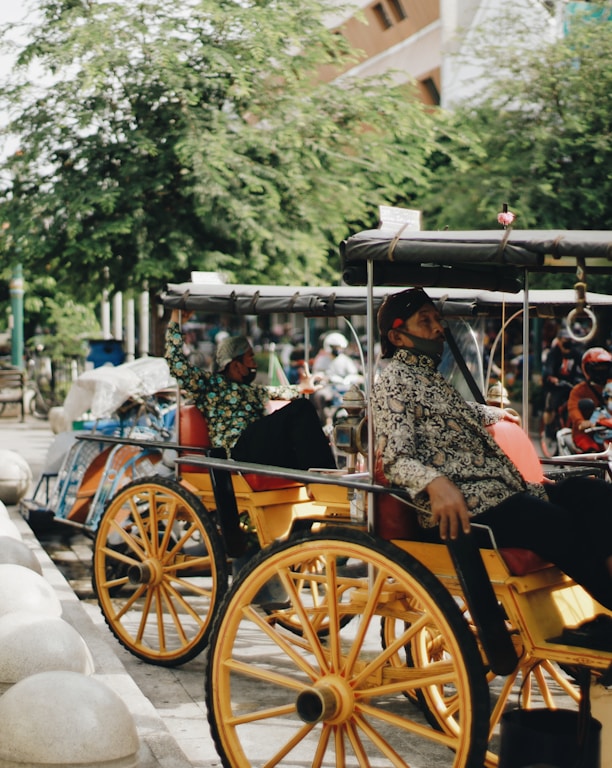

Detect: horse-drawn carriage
76,228,612,767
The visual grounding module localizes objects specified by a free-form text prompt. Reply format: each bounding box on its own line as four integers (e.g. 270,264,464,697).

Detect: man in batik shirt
372,288,612,615
166,309,335,471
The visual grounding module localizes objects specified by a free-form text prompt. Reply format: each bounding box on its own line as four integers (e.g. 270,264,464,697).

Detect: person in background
166,309,336,471
372,288,612,620
568,347,612,453
312,332,362,426
541,328,583,439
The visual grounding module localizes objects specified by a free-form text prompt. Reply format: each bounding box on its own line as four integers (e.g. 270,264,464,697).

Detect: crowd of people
540,327,612,454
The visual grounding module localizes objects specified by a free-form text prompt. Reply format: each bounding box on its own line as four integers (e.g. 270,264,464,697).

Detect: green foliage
0,0,448,298
26,293,101,359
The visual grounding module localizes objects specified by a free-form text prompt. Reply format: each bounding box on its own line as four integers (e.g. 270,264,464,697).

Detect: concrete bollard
0,450,32,505
0,535,42,574
0,670,140,767
0,563,61,618
0,611,94,692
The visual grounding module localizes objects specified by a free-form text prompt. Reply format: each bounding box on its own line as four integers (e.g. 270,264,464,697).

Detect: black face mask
397,330,445,365
242,367,257,385
589,368,609,387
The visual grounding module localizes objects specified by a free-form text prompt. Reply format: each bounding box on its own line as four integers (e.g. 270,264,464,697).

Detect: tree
420,1,612,251
0,0,449,300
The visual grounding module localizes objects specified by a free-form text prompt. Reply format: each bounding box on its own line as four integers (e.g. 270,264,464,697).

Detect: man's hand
298,372,324,395
170,309,193,324
502,408,521,424
488,405,521,425
427,476,471,541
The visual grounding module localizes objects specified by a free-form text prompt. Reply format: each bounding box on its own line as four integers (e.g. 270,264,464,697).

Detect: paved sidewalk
1,413,206,768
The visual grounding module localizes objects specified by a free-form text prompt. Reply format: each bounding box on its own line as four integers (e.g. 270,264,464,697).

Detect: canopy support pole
522,270,530,435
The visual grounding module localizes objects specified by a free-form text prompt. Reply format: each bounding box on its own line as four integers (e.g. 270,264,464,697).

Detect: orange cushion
486,419,546,483
179,404,211,449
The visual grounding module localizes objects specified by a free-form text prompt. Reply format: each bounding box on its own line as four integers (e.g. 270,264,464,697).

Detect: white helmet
323,332,348,353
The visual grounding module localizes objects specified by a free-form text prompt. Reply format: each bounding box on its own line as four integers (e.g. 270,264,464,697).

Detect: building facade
324,0,563,108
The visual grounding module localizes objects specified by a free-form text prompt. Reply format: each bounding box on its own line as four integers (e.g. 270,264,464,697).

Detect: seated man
372,288,612,615
166,309,336,471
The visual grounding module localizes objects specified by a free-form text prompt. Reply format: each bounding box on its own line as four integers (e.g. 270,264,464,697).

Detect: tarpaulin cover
63,357,175,423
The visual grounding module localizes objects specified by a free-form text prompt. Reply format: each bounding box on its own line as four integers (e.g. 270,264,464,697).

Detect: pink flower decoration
497,211,516,227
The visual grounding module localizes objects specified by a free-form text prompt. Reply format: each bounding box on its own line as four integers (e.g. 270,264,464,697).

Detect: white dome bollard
0,612,94,690
0,670,140,767
0,536,42,574
0,564,61,618
0,499,9,518
0,450,32,505
0,517,23,541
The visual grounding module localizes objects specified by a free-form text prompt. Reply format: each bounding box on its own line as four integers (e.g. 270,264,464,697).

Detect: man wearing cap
166,309,336,471
372,288,612,614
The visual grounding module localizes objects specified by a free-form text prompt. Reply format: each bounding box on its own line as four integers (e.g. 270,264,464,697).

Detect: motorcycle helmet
323,332,348,354
581,347,612,386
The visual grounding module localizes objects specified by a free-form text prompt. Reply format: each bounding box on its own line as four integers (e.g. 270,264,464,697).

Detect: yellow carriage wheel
93,475,228,666
407,602,580,767
205,528,489,768
263,553,356,636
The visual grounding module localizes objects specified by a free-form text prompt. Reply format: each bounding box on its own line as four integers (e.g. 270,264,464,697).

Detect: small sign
378,205,422,231
191,271,226,284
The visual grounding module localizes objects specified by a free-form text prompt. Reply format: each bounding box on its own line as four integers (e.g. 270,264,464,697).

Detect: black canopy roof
160,283,612,319
340,229,612,290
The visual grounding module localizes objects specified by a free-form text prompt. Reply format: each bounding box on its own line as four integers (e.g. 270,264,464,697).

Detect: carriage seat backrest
375,418,550,575
484,419,546,483
177,404,299,491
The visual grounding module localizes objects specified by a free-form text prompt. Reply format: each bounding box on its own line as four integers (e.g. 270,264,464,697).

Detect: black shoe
550,614,612,652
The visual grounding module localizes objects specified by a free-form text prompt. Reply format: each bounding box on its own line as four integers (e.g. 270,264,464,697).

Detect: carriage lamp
333,385,367,459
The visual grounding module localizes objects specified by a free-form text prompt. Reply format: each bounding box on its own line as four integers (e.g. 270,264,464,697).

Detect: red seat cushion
498,547,550,576
373,453,420,540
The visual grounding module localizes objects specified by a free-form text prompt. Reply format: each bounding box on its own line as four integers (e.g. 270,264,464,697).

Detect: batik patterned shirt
165,321,299,454
372,348,546,528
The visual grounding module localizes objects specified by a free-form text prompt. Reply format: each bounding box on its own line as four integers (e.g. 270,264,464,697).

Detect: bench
0,367,26,422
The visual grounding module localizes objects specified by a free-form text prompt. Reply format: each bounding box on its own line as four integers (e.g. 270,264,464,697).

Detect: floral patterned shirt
372,348,546,528
165,321,299,454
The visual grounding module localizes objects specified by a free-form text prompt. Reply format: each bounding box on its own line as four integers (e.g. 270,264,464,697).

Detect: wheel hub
296,675,355,725
128,558,163,586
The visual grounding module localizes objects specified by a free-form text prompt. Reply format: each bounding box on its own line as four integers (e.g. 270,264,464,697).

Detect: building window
373,2,393,30
421,77,441,106
388,0,407,22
